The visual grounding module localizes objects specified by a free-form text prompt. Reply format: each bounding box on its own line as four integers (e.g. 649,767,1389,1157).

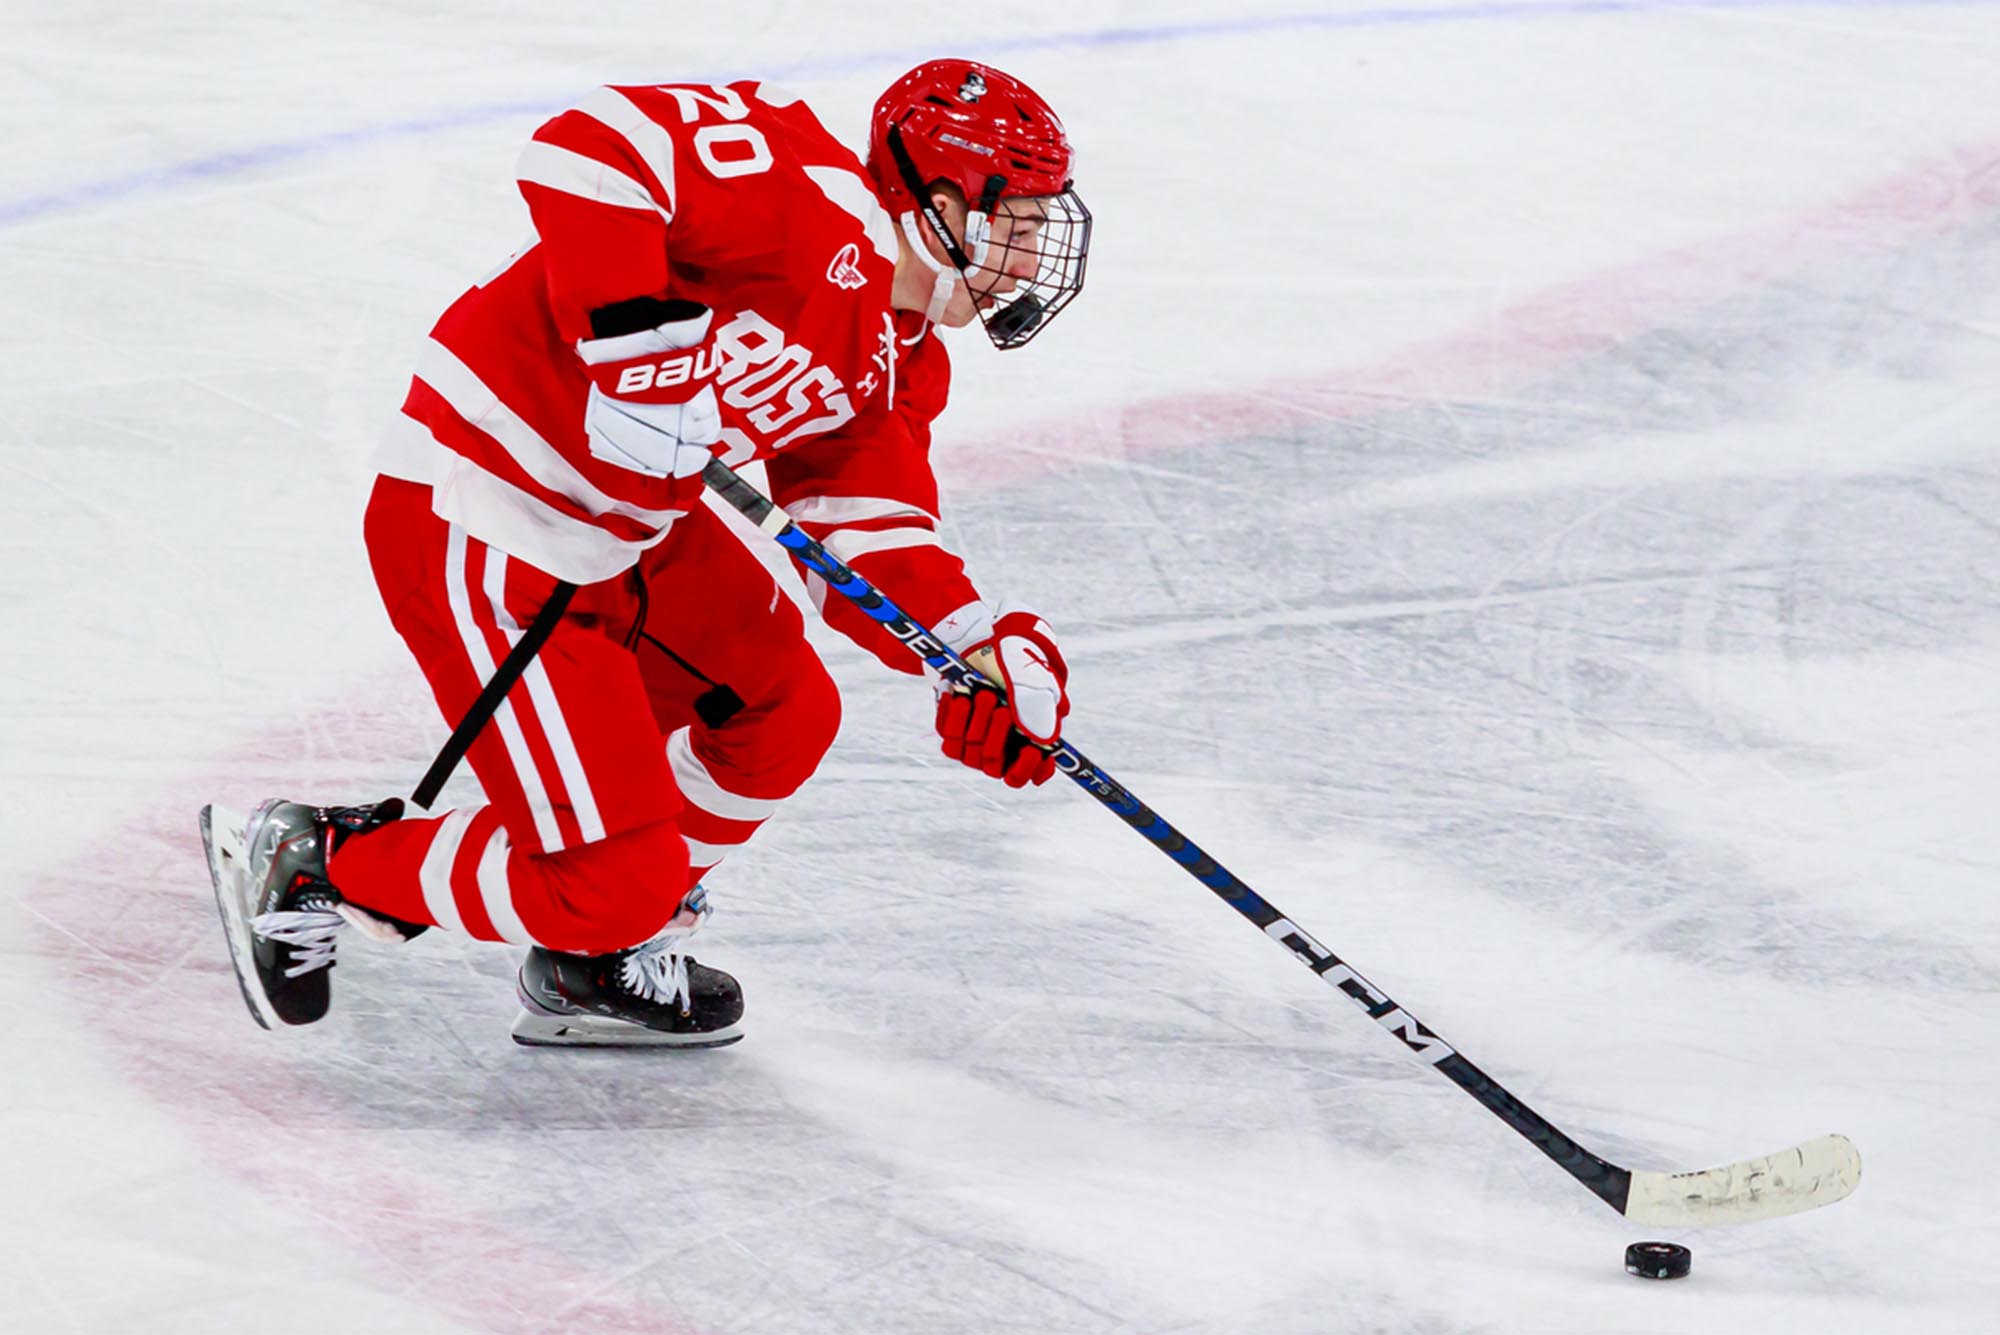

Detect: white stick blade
1624,1133,1861,1226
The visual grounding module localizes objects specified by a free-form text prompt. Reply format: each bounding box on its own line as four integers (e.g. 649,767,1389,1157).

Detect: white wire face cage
969,188,1092,350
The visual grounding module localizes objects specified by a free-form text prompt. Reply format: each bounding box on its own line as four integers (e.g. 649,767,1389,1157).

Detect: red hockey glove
575,300,722,480
934,601,1070,788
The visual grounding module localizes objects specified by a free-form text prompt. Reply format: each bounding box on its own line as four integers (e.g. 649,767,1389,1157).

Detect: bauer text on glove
576,299,722,479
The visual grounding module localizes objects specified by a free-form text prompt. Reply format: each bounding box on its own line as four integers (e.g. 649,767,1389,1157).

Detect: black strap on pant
412,580,577,810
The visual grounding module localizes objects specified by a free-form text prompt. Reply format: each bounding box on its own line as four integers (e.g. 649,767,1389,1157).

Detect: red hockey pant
331,477,840,954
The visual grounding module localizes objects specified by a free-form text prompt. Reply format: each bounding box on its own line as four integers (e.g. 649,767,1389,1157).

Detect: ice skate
200,798,405,1029
512,885,744,1048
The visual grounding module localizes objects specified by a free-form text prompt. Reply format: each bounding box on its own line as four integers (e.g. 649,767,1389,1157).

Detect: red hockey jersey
377,79,979,671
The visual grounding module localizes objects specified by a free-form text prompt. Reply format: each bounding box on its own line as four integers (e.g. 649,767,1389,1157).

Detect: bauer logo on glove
575,299,723,479
613,344,721,395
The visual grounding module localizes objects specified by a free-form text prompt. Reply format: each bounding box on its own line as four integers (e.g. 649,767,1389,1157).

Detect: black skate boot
512,885,743,1048
199,798,404,1029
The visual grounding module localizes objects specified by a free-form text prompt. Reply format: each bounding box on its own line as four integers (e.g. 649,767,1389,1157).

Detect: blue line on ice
0,0,1981,228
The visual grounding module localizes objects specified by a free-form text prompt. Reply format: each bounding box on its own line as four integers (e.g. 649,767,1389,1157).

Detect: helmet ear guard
871,61,1092,349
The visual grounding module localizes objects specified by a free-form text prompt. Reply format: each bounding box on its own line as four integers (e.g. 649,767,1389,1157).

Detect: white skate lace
251,909,346,978
618,888,712,1013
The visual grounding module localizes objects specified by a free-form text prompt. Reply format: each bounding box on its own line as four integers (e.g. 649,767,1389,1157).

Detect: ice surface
5,2,1999,1332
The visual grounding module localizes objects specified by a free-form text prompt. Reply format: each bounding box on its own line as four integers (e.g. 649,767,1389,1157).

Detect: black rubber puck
1625,1241,1692,1280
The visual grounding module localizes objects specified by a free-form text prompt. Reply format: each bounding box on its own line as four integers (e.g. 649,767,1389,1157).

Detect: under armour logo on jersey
957,70,987,103
826,243,868,290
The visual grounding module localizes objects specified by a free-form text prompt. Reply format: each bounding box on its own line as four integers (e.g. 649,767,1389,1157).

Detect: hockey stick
412,580,577,810
702,456,1861,1227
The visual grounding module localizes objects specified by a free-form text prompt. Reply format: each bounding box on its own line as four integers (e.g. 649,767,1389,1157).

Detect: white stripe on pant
480,548,608,845
418,808,476,934
666,726,780,875
444,526,569,851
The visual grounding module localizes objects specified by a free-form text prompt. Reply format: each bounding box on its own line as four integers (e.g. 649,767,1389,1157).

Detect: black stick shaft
411,580,576,810
704,457,1635,1214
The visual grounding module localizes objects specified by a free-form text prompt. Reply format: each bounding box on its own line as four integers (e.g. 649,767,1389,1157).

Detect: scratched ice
4,2,1998,1332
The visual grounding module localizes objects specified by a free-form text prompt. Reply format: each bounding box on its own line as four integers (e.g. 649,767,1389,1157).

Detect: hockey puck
1624,1241,1692,1280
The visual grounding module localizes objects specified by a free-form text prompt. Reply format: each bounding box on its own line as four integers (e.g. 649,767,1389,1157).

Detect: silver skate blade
201,804,280,1032
509,1009,744,1049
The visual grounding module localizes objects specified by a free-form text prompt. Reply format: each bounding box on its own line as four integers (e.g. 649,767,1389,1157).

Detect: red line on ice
941,139,2000,489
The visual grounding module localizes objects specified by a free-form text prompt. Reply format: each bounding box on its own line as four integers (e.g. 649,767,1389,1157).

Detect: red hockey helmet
868,60,1091,349
869,59,1074,210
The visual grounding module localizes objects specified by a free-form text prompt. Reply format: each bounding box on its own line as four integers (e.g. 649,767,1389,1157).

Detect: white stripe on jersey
418,807,476,935
375,410,443,485
823,525,943,562
444,527,567,851
433,449,671,585
666,727,782,822
414,339,682,528
516,140,660,214
802,164,899,264
484,550,607,845
784,493,938,526
572,86,680,218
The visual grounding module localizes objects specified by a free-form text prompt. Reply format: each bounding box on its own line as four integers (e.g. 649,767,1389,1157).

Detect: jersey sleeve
765,327,980,675
514,87,682,342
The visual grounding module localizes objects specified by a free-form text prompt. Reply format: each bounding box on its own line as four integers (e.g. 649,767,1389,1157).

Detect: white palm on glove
576,304,722,479
934,599,1070,788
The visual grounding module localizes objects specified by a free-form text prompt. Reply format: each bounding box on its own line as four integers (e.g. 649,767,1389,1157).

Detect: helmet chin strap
884,124,1010,325
900,211,958,323
899,206,994,324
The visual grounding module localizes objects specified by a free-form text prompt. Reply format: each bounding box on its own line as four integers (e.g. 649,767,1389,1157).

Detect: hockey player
199,60,1092,1047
